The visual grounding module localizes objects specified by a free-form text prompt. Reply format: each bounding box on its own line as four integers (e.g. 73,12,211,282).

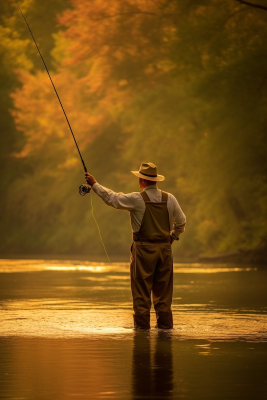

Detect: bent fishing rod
15,0,91,196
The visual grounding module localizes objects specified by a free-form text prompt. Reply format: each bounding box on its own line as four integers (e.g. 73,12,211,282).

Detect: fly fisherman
85,162,186,329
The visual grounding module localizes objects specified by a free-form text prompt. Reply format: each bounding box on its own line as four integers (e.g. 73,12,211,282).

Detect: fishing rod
14,1,128,303
14,0,91,196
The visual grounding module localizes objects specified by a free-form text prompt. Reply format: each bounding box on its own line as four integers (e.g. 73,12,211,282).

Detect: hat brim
131,171,165,181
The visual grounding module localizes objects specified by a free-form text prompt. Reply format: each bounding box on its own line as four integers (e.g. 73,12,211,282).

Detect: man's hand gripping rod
15,0,91,196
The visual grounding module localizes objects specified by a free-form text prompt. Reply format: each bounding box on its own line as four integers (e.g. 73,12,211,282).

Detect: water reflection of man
132,330,173,399
85,162,186,329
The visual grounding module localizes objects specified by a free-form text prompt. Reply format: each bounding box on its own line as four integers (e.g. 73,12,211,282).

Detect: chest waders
131,191,173,329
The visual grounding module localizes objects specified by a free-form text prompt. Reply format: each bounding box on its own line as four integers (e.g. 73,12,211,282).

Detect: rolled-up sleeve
92,183,136,211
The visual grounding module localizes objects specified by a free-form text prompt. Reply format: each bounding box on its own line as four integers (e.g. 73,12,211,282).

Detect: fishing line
15,0,127,303
90,193,127,303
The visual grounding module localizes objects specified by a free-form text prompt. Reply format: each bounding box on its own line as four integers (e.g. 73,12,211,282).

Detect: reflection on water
0,259,267,399
133,330,173,399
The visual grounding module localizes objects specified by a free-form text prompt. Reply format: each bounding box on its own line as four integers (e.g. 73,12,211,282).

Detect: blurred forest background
0,0,267,261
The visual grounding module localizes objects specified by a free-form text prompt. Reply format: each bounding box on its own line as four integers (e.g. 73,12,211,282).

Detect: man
85,162,186,329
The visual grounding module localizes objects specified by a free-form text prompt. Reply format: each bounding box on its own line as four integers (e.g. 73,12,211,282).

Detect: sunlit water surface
0,259,266,399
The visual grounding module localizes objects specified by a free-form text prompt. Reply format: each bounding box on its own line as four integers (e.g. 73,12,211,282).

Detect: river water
0,259,266,399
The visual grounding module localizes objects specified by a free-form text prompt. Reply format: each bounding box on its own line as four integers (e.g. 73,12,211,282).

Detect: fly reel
79,184,92,196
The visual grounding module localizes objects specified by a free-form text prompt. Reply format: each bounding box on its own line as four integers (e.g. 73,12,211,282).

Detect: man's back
92,183,186,239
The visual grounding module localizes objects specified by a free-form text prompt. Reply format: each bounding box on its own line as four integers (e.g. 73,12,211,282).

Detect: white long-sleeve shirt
92,183,186,238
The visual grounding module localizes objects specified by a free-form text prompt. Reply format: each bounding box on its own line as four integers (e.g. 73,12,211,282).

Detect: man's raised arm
85,172,136,211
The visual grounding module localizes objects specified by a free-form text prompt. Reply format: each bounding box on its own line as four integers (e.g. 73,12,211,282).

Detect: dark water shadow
132,329,174,399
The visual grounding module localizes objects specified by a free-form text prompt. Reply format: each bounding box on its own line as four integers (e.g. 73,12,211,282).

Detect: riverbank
199,245,267,265
1,249,266,266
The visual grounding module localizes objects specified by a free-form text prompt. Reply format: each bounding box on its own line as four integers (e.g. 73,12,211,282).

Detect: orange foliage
12,68,109,157
12,0,175,161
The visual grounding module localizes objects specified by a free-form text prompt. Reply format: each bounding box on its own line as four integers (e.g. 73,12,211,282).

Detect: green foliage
1,0,267,259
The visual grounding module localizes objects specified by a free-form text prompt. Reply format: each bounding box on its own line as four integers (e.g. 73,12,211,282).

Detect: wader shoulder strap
161,191,168,202
140,191,150,202
141,190,168,202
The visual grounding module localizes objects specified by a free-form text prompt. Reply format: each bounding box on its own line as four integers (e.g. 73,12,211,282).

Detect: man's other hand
85,172,97,186
170,235,175,245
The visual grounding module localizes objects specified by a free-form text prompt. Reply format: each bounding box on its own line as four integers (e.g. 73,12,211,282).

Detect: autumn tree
1,0,267,259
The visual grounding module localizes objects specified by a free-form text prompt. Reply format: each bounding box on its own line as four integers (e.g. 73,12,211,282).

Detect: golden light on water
0,259,266,341
1,258,267,400
0,259,257,274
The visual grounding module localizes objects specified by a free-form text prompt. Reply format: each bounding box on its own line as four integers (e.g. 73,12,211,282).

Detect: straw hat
131,162,165,182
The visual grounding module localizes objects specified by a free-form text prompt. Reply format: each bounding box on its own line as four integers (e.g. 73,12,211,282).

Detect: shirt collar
144,185,158,191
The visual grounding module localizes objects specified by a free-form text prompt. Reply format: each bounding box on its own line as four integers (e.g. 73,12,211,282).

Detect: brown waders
130,191,173,329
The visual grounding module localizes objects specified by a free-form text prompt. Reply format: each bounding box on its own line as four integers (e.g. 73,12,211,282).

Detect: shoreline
0,251,266,266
